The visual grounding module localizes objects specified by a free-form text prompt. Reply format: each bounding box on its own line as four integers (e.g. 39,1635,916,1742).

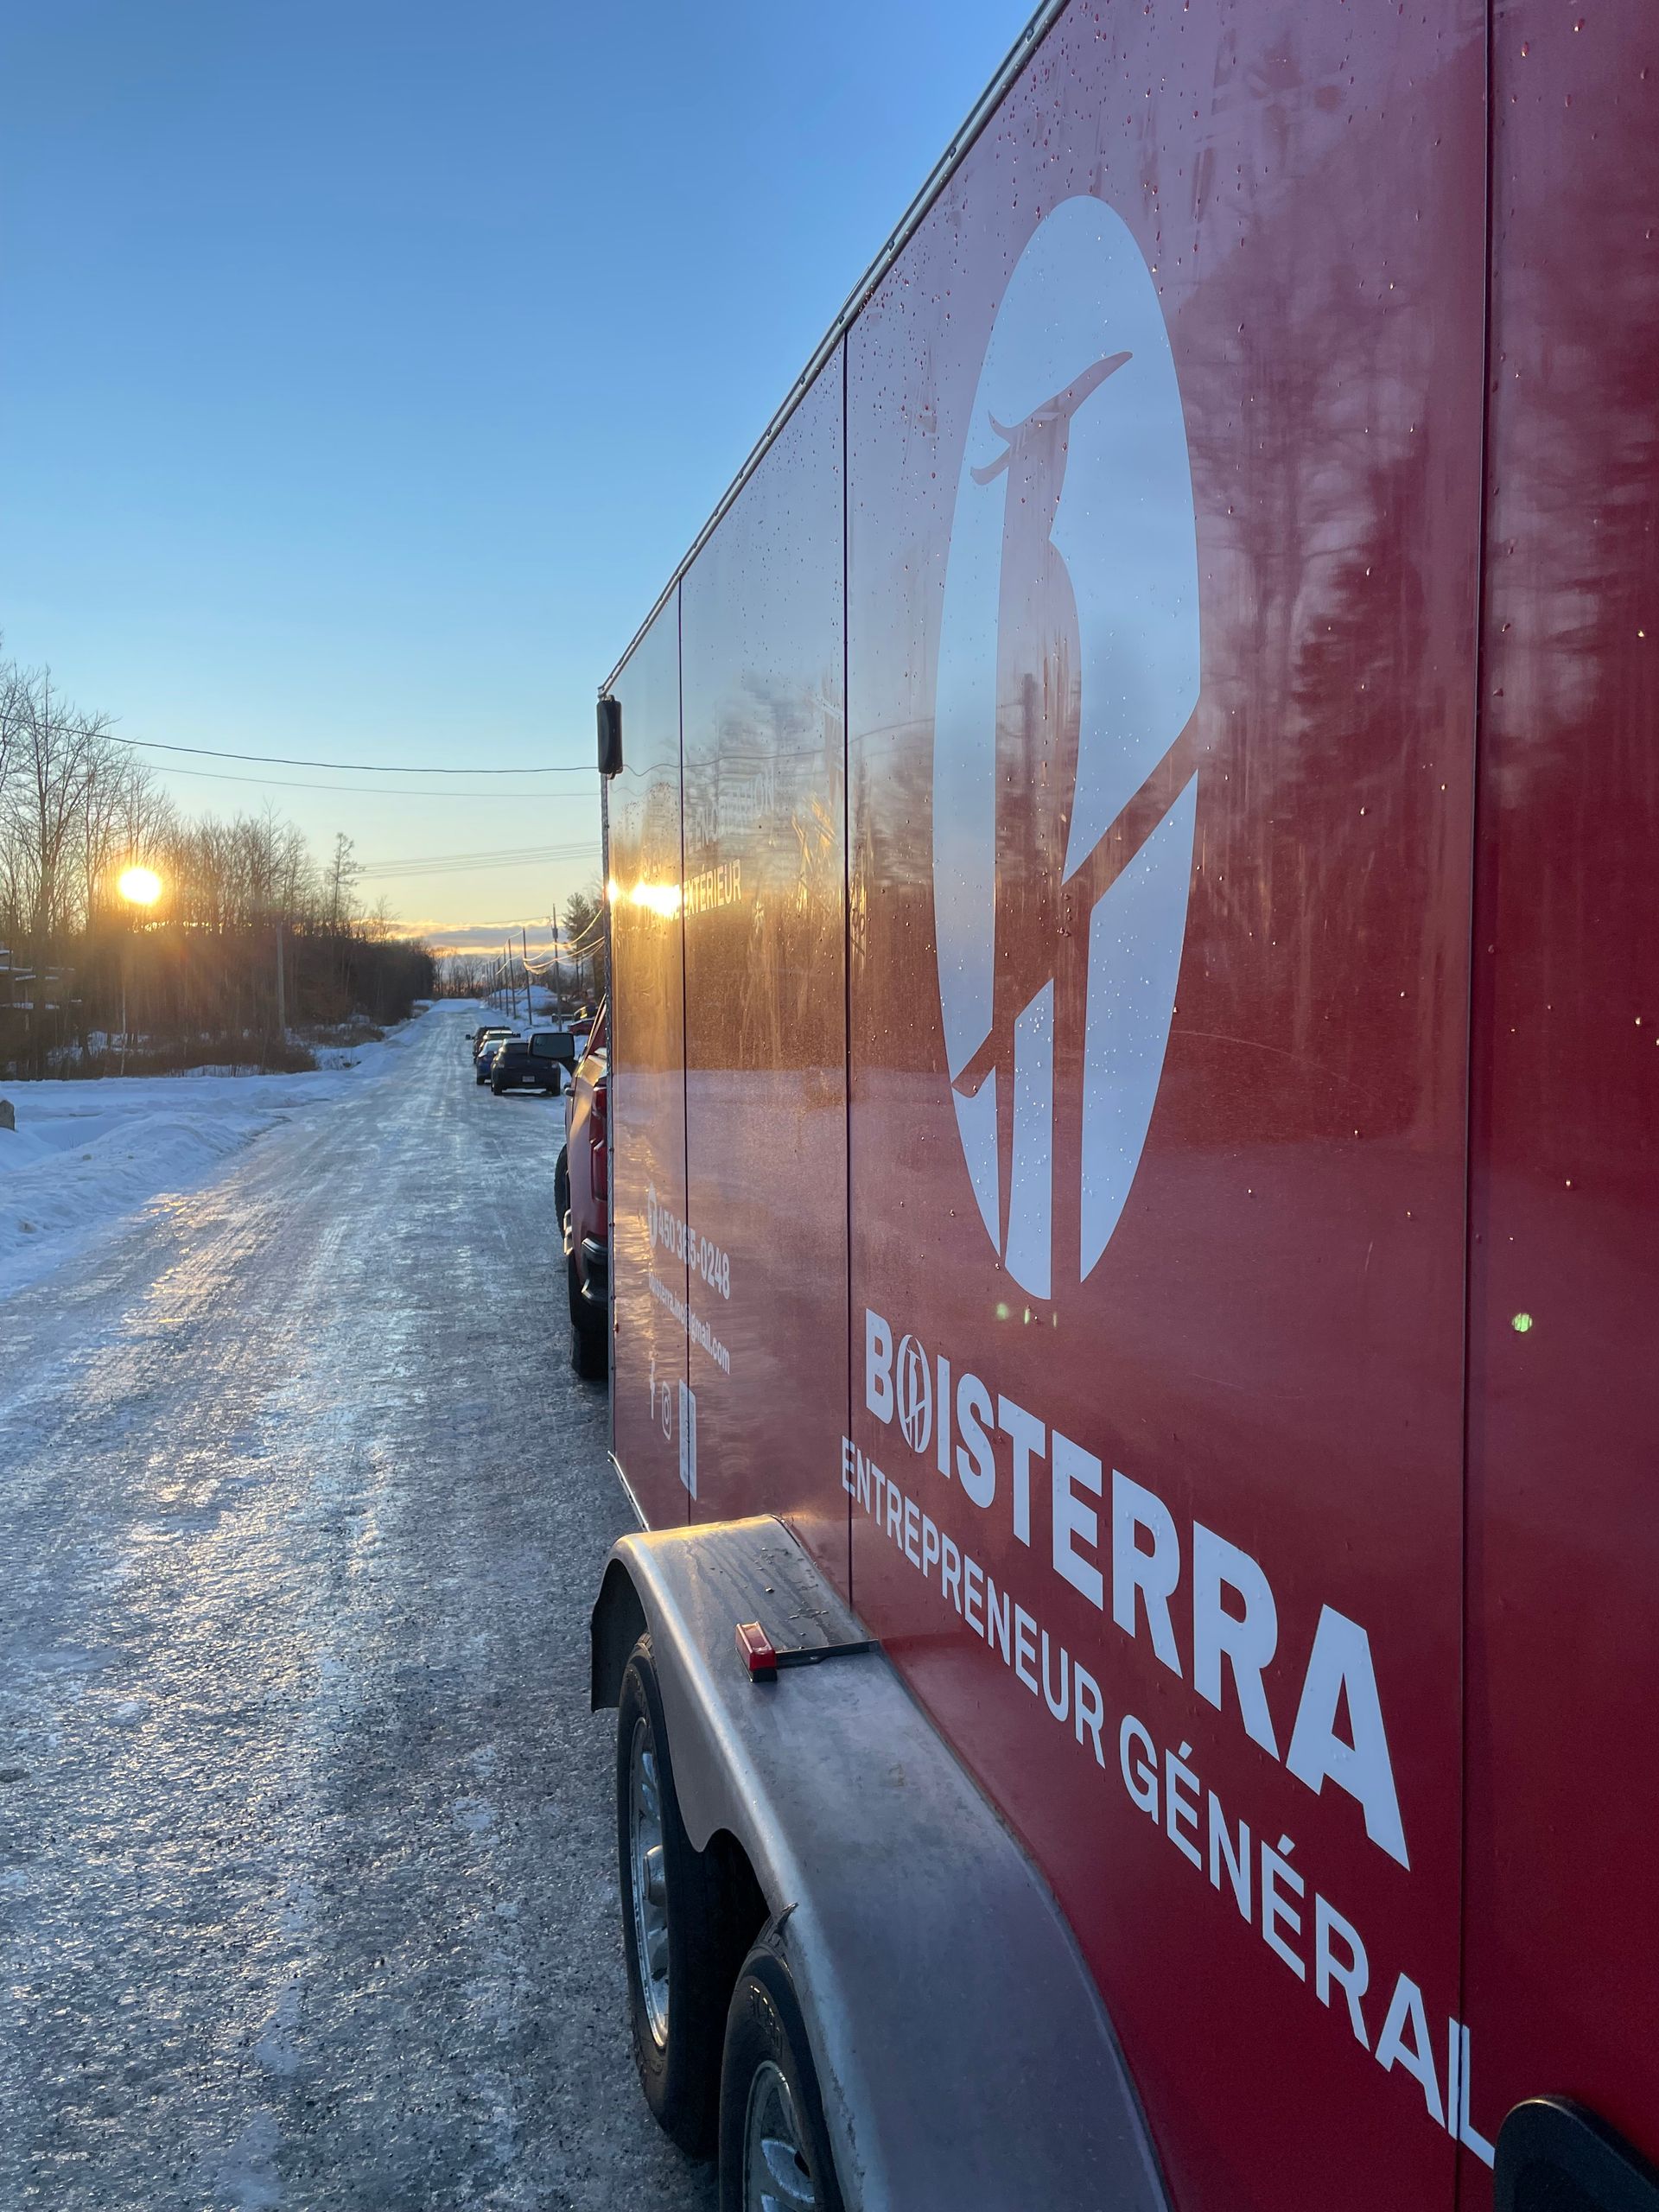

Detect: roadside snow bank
0,1005,442,1298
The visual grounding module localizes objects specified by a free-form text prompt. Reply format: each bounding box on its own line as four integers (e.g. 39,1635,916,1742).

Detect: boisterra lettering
839,1425,1496,2170
862,1305,1408,1867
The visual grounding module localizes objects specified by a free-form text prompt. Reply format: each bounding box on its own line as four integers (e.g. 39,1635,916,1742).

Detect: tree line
0,654,435,1077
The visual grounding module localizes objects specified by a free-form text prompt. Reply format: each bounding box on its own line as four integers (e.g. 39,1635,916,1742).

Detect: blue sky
0,0,1033,945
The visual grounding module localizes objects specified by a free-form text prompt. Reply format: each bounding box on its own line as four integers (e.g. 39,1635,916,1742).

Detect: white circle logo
932,196,1201,1300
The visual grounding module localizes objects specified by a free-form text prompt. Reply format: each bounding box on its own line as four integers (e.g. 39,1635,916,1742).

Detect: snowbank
0,1004,449,1298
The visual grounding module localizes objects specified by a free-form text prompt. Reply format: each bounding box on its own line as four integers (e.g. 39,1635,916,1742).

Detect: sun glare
118,866,162,906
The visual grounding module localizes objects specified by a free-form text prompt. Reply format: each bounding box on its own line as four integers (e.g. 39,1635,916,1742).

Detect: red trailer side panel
1463,0,1659,2175
844,3,1484,2205
680,359,850,1584
609,602,693,1530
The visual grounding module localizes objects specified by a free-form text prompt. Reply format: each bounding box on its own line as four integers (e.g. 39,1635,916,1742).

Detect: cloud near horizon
411,918,594,957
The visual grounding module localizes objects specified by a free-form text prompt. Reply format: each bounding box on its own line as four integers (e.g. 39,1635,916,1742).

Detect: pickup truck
554,1003,607,1378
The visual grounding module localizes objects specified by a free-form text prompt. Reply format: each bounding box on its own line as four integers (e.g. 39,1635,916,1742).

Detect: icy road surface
0,1003,715,2211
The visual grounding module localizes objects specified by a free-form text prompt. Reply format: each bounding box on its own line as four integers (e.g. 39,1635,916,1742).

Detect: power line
547,904,607,950
108,734,589,775
356,842,596,881
356,853,587,876
524,912,605,969
356,841,587,869
135,761,575,799
558,919,607,961
525,910,604,960
358,858,593,881
524,929,599,971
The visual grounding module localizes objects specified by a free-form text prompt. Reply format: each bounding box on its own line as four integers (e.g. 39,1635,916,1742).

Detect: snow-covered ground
0,1007,443,1297
0,996,707,2212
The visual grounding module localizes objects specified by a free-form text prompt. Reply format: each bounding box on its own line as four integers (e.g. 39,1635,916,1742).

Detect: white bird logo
932,196,1202,1298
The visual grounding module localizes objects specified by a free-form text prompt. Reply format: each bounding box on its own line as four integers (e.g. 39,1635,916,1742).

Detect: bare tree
435,952,495,999
12,674,111,946
0,651,437,1075
560,884,607,1002
324,833,362,929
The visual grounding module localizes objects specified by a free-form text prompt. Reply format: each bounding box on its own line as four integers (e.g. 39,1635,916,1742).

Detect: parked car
488,1033,571,1096
474,1033,512,1084
554,1003,607,1379
471,1024,514,1063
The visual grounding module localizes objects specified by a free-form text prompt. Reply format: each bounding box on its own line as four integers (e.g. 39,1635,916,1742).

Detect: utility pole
550,901,562,1020
521,926,533,1023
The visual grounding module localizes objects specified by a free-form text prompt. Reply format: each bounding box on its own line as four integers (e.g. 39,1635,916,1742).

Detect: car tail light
589,1077,608,1231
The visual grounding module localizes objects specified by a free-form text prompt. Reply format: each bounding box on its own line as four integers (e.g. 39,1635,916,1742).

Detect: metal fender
591,1515,1167,2212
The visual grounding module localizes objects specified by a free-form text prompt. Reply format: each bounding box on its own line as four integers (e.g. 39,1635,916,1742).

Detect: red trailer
583,3,1659,2205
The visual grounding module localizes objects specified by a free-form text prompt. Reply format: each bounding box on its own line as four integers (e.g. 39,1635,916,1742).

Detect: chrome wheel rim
743,2057,818,2212
627,1715,670,2048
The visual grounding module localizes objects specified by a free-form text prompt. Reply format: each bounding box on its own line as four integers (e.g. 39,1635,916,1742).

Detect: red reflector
735,1622,778,1681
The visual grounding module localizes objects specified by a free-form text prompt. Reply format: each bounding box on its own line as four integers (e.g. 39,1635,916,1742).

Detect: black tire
573,1319,608,1380
617,1639,729,2157
718,1932,845,2212
554,1147,570,1227
491,1074,506,1095
570,1253,608,1379
475,1070,487,1084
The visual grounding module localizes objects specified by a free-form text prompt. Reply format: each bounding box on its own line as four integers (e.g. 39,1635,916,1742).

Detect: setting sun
117,865,162,906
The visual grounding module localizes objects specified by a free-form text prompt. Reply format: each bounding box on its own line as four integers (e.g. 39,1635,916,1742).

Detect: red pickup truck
556,1002,607,1379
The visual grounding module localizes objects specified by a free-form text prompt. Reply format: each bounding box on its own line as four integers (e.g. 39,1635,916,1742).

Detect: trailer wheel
718,1932,844,2212
617,1637,727,2156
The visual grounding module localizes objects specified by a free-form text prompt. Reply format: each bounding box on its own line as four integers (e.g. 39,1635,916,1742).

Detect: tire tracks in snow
0,1007,715,2212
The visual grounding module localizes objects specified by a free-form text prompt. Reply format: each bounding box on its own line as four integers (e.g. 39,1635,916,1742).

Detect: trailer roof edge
597,0,1074,696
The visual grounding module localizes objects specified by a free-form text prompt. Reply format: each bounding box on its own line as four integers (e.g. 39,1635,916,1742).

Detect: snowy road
0,1004,715,2211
